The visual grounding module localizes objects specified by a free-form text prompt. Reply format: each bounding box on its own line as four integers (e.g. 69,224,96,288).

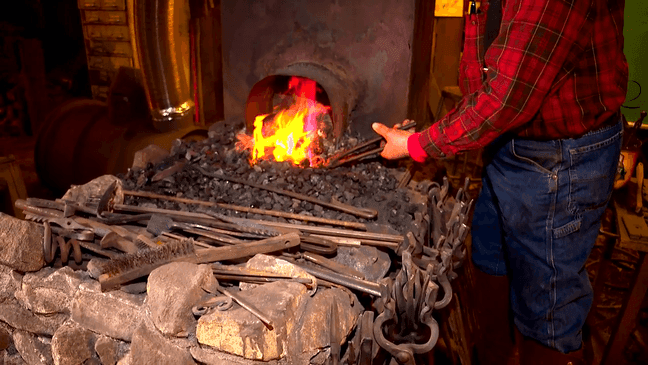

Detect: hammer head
146,214,175,236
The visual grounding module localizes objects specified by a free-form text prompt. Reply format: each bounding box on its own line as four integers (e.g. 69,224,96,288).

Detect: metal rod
113,204,405,249
240,219,404,244
113,204,404,244
327,120,417,167
303,251,365,280
218,287,275,330
330,146,384,167
213,274,312,284
290,261,382,297
122,189,368,230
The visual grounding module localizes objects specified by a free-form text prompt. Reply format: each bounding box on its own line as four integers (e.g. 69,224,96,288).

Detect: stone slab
197,281,308,361
0,299,67,336
70,282,144,342
13,330,53,365
129,316,196,365
0,213,44,272
147,262,216,337
0,264,22,303
15,267,86,315
51,321,96,365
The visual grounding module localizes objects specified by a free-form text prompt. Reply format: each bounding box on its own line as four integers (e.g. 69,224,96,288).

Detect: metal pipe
134,0,194,131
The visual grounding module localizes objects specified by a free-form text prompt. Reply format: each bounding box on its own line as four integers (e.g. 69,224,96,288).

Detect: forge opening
245,75,332,125
239,75,334,168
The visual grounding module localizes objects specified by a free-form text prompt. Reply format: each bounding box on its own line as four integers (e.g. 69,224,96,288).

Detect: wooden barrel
35,98,208,195
34,99,127,194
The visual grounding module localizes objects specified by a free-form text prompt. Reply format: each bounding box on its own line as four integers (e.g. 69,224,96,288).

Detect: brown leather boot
472,267,518,365
516,327,585,365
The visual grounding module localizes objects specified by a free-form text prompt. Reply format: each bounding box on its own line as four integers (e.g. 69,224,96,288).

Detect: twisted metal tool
326,120,418,168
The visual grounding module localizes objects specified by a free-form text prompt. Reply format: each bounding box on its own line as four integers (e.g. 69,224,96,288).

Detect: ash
119,119,426,234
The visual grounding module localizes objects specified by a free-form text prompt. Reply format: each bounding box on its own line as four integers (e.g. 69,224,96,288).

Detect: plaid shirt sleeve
415,0,595,159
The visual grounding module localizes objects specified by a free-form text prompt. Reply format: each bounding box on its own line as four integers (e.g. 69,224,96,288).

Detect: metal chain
367,177,473,364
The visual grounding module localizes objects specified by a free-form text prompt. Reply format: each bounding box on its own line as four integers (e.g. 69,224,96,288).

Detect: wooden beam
428,14,464,124
0,155,28,219
407,0,437,127
431,17,463,94
197,0,224,126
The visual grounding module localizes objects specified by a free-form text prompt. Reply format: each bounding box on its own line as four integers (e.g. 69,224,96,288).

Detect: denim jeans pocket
510,139,559,175
568,131,622,213
553,216,582,239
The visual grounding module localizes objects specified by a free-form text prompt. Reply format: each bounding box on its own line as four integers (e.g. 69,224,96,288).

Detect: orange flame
250,77,329,166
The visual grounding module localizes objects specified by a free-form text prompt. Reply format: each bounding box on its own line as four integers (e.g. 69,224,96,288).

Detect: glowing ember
242,77,330,167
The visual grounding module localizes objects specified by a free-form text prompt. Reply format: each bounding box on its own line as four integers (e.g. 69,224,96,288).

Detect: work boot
472,267,518,365
516,326,585,365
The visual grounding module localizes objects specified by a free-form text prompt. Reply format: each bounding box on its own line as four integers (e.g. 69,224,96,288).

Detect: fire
246,77,330,166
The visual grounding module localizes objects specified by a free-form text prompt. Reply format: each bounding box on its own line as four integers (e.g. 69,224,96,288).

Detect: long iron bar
123,189,368,230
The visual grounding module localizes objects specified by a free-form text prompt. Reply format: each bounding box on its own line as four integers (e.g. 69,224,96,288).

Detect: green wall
622,1,648,122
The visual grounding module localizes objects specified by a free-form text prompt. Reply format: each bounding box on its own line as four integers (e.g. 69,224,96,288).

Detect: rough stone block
0,213,45,272
295,287,362,357
70,281,145,342
131,144,170,170
190,346,284,365
0,264,22,303
4,352,26,365
84,358,102,365
147,262,216,337
13,330,53,365
95,335,125,365
15,266,87,315
61,175,124,207
130,316,196,365
240,254,316,292
0,299,67,336
51,321,96,365
116,353,131,365
0,322,12,350
196,281,308,361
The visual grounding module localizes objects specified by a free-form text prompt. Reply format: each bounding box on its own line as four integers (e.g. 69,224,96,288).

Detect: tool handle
637,162,644,214
15,199,62,218
195,232,301,263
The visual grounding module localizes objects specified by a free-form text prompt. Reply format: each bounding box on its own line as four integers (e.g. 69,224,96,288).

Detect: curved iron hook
434,274,453,309
373,311,440,364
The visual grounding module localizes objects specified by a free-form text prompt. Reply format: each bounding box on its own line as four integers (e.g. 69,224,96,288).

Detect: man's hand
372,121,414,160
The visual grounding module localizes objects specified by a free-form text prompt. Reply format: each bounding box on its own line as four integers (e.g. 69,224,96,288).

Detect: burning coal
237,77,331,167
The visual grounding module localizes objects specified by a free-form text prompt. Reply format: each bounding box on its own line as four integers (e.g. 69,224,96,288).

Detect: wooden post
196,0,224,126
0,155,28,219
407,0,437,128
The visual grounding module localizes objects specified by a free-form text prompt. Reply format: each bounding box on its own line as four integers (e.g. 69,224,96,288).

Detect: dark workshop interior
0,0,647,364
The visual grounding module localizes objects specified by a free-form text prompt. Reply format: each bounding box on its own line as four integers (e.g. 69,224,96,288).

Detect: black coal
119,120,426,234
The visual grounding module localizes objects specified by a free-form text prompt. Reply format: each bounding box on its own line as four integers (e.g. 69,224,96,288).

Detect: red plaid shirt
412,0,628,159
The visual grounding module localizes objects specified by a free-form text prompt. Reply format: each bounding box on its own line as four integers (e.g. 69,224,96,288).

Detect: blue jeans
471,120,622,353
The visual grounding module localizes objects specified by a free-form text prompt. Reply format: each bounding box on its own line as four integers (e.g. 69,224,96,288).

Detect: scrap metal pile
14,121,473,364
